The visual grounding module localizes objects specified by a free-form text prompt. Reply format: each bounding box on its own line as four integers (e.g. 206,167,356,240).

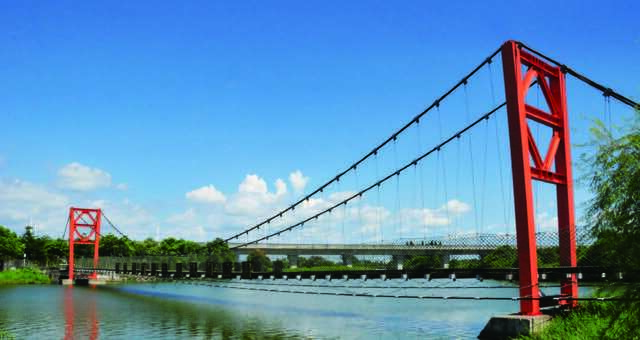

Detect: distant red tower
68,207,102,281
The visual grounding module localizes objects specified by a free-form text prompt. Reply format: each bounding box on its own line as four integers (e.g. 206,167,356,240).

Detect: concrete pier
478,314,552,339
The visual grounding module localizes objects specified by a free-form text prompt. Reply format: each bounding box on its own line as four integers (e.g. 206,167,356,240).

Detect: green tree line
0,226,234,267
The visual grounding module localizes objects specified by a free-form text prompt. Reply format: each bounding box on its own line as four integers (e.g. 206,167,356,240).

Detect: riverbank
0,327,15,340
521,288,639,339
0,268,51,285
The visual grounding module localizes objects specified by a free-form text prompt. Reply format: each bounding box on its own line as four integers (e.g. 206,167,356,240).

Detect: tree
205,238,235,265
22,226,48,265
340,254,359,266
299,256,335,268
159,237,181,255
0,226,24,262
44,238,68,265
480,246,517,268
100,234,132,257
247,249,271,272
577,108,640,334
583,112,640,272
404,255,442,271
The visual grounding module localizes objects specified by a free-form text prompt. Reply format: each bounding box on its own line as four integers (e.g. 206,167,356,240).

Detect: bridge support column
341,254,353,267
392,255,405,270
189,262,198,278
175,263,183,278
441,254,451,269
502,40,578,315
241,261,252,279
161,263,168,277
205,262,213,278
287,255,299,269
223,262,233,278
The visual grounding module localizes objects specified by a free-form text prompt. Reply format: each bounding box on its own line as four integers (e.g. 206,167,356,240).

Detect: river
0,279,596,339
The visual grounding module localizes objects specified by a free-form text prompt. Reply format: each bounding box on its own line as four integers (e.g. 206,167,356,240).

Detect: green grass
0,268,51,285
0,328,15,340
520,287,640,339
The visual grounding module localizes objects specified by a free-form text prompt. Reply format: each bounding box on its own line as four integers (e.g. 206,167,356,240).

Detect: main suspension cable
224,47,503,242
517,41,638,109
231,102,506,249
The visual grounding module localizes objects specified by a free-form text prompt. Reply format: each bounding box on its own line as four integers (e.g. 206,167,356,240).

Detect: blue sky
1,1,638,241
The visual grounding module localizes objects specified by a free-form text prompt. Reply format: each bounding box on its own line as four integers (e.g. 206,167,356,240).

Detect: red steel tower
502,41,578,315
68,207,102,281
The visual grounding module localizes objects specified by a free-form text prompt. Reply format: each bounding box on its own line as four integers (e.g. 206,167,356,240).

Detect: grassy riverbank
0,268,51,285
0,328,15,340
521,288,640,339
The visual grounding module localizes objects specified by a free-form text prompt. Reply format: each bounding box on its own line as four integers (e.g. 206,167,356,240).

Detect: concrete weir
478,314,552,339
61,278,107,286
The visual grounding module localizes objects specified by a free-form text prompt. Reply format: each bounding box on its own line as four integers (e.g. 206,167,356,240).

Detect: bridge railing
88,227,636,280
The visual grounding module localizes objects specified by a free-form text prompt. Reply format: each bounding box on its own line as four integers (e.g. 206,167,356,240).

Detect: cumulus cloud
239,174,268,194
88,198,156,239
444,199,471,214
275,179,287,196
536,212,558,231
289,170,309,193
167,208,197,225
57,162,112,191
400,207,450,227
0,179,69,233
225,174,288,217
186,185,226,204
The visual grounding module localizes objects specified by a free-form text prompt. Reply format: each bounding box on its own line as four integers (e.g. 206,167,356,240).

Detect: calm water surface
0,279,596,339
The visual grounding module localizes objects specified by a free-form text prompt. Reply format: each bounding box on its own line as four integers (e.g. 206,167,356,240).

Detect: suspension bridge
60,40,638,337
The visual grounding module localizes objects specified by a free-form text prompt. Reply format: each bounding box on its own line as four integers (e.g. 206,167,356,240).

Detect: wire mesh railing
72,227,636,283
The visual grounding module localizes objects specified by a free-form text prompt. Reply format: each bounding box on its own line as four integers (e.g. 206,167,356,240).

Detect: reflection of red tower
64,286,99,340
68,208,102,281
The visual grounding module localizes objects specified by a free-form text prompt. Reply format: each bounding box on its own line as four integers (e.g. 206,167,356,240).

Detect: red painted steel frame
501,41,578,315
68,207,102,281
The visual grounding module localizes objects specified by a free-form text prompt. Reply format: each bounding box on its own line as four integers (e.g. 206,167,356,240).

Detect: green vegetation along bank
521,297,639,339
0,268,51,285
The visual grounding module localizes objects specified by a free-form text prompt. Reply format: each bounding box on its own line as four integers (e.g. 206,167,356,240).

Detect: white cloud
275,178,287,196
0,179,69,234
87,198,156,240
57,162,112,191
238,174,267,194
167,208,197,225
289,170,309,193
225,174,288,217
444,199,471,214
536,212,558,231
115,183,128,191
186,185,227,204
401,207,451,227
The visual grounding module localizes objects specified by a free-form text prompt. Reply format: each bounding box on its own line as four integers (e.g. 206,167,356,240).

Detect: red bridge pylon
68,207,102,282
502,40,578,315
